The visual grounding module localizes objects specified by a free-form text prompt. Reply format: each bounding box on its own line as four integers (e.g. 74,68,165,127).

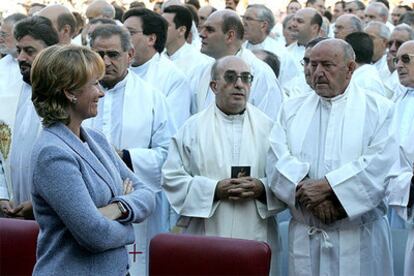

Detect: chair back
149,233,271,276
0,218,39,276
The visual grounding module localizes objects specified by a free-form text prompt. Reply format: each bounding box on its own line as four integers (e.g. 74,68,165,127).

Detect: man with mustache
267,38,396,275
162,56,285,275
0,16,59,218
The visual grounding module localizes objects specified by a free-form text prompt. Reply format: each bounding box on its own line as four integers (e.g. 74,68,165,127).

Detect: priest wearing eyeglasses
386,40,414,276
162,56,285,275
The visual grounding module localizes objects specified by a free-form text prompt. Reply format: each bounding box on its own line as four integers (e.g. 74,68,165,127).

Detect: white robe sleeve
162,129,218,218
128,96,175,192
325,106,398,219
0,161,9,200
266,109,311,208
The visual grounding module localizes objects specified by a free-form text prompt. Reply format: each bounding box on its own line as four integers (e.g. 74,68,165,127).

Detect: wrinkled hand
296,178,333,210
7,201,34,219
215,179,240,200
227,177,264,201
310,200,346,225
123,178,134,195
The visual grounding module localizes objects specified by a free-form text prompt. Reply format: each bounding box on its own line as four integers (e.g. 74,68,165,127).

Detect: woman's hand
99,178,134,220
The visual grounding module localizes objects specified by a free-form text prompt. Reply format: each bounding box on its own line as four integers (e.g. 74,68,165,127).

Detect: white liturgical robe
164,42,213,76
244,37,301,92
0,55,21,94
84,71,176,276
162,103,285,273
0,80,41,204
267,83,397,276
286,41,305,72
284,73,313,99
130,53,191,128
350,64,388,98
188,48,283,119
374,54,392,80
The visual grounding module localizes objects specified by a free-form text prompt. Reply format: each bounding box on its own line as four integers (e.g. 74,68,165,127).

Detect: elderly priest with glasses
162,56,285,275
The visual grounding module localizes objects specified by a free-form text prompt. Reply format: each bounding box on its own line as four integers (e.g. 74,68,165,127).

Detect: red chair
149,233,271,276
0,218,39,276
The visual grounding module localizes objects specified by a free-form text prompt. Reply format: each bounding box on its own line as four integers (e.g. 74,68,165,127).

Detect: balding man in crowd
287,8,322,70
364,21,391,80
391,5,412,26
386,40,414,276
191,9,283,119
267,38,396,276
0,16,59,219
345,0,366,21
37,4,76,45
0,13,26,90
365,2,394,31
384,24,414,99
334,14,363,40
197,5,216,32
162,55,285,275
242,4,299,94
86,0,115,20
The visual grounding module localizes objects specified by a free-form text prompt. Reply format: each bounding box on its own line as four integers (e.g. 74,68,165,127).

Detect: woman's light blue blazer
30,123,155,276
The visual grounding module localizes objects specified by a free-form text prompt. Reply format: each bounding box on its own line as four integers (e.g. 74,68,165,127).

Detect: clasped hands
296,177,346,225
0,200,33,219
215,177,264,201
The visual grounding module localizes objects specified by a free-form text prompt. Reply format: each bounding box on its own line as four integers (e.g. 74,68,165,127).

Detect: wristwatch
117,201,128,218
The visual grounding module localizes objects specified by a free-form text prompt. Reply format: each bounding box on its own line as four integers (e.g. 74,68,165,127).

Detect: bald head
86,0,115,20
334,14,363,40
310,38,356,97
38,4,76,44
291,8,323,45
365,2,389,24
210,56,251,114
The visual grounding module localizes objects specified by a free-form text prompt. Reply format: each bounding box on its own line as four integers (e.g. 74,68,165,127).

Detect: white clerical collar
101,71,128,92
320,85,350,104
214,104,245,122
132,53,158,75
169,42,188,60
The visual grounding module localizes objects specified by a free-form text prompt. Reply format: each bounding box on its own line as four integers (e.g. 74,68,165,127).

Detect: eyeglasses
387,40,404,49
223,70,254,84
96,50,122,60
300,57,310,66
241,15,263,22
393,54,414,65
0,31,10,39
345,8,362,13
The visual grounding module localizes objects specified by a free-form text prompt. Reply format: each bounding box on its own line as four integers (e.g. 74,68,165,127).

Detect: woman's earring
71,97,78,104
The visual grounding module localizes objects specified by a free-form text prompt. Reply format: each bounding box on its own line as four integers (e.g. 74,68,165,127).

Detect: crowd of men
0,0,414,275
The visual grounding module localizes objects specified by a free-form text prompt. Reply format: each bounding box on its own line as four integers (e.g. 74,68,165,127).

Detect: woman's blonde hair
31,45,105,127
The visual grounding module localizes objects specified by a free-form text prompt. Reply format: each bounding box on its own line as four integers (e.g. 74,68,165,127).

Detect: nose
199,28,206,39
103,55,111,66
17,50,27,62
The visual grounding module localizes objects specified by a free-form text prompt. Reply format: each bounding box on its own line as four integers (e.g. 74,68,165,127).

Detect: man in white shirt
288,8,323,70
242,4,300,93
0,16,59,219
162,5,212,76
345,31,387,97
267,38,396,276
88,24,176,276
386,41,414,276
162,55,285,274
333,13,363,40
384,24,414,100
124,8,192,128
37,4,76,45
192,9,283,119
365,2,394,31
364,21,391,80
0,13,27,91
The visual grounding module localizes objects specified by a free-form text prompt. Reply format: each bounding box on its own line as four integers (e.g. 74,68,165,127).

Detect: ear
310,24,320,35
147,33,157,48
225,30,236,44
63,89,75,102
178,26,187,38
346,60,357,80
210,80,219,94
261,21,268,33
127,47,135,65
